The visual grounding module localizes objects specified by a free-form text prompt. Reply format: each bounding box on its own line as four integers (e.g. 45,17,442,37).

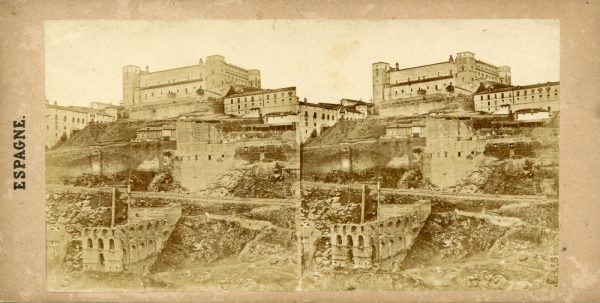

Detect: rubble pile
301,188,374,233
249,206,294,229
403,212,508,264
451,157,558,195
46,191,128,271
152,216,259,272
490,202,558,228
199,162,297,198
458,270,509,289
396,168,436,190
61,171,158,191
238,242,290,264
147,172,183,193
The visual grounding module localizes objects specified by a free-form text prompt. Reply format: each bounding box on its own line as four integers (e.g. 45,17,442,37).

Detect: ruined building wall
301,138,426,177
425,118,486,188
81,205,181,273
176,121,296,192
330,200,431,269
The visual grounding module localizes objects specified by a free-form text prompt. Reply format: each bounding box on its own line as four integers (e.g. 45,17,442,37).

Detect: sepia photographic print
43,19,560,292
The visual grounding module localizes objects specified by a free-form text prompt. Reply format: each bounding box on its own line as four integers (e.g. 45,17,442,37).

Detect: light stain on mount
329,40,361,61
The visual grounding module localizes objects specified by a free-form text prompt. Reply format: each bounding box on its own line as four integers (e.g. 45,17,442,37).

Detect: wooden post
361,184,366,224
377,178,381,221
111,187,116,228
126,184,131,225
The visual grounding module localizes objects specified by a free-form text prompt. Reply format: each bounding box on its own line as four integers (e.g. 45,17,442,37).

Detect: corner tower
498,66,511,85
372,62,390,105
454,52,477,86
248,69,261,88
122,65,141,108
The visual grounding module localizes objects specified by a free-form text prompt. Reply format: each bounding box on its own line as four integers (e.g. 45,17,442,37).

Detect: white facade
474,82,560,113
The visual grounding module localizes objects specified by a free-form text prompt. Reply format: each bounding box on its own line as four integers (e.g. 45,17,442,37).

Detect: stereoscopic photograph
43,19,559,291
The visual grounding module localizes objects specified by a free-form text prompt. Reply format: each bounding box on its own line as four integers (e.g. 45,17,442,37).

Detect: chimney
145,65,149,73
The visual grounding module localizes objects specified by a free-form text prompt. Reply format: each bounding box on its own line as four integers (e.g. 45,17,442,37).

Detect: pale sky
45,19,559,107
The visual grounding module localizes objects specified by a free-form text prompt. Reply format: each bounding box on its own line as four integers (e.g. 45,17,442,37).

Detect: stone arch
109,238,115,250
351,225,357,233
147,222,153,230
346,235,354,264
98,253,105,266
97,238,104,249
336,234,342,245
358,235,364,247
371,244,377,262
122,248,128,264
87,238,93,249
149,239,155,252
102,229,108,237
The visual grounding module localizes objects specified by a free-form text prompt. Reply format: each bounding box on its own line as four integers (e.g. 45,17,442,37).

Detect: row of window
185,154,226,161
53,114,86,124
226,91,294,104
479,87,558,100
304,111,337,121
479,93,558,108
434,150,476,159
391,82,451,96
144,85,201,99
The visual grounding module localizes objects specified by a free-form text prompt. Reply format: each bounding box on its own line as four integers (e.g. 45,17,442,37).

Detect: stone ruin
329,200,431,269
81,204,181,273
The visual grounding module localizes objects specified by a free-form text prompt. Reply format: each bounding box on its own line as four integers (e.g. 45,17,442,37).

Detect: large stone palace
373,52,511,116
123,55,261,119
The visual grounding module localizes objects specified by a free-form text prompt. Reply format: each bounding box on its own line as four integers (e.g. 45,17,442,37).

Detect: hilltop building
123,55,261,119
223,86,299,117
45,100,115,149
373,52,511,116
298,100,368,143
473,81,560,114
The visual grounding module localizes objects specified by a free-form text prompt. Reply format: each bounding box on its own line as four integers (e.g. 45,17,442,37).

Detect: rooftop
475,81,560,95
224,86,295,98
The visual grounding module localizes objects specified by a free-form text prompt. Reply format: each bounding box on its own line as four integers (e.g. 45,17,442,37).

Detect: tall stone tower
122,65,141,108
248,69,261,88
205,55,226,92
498,66,511,85
455,52,477,87
372,62,390,106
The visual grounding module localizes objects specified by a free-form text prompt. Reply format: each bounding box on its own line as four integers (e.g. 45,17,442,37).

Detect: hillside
305,116,419,146
55,119,174,149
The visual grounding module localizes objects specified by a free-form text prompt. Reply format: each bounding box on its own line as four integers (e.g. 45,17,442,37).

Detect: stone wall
378,95,473,117
301,138,426,178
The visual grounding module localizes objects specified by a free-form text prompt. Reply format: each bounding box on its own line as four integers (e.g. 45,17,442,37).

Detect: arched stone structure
329,200,431,269
81,204,181,273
